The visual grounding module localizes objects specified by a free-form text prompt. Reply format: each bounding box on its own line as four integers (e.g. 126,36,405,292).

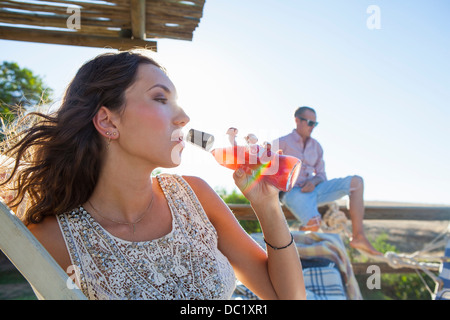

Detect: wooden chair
0,201,86,300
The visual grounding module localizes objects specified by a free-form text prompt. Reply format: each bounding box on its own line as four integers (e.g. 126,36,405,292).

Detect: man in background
276,106,381,256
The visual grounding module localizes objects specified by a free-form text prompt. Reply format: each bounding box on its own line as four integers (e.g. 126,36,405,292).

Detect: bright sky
1,1,449,205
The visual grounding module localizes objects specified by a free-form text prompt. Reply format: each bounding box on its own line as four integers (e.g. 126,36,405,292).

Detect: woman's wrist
264,233,294,250
251,198,295,254
250,197,282,214
250,199,286,226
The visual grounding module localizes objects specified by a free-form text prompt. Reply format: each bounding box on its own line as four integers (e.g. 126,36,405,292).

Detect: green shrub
216,188,261,234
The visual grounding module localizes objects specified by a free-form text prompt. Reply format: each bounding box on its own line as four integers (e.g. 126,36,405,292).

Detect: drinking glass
185,128,301,192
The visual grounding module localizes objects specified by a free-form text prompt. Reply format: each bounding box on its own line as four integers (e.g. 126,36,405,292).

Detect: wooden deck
228,202,450,274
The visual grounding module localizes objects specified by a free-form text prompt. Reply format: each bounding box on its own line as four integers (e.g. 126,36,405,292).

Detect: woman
1,50,305,300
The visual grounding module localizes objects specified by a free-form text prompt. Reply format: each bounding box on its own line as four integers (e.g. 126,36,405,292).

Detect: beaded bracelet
264,233,294,250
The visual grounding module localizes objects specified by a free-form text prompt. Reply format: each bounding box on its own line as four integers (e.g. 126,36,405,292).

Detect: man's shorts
280,176,353,226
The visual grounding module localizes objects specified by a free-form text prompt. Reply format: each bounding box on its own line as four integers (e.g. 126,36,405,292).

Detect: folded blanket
250,231,362,300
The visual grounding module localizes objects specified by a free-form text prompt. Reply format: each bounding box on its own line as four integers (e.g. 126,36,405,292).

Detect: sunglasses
298,117,319,127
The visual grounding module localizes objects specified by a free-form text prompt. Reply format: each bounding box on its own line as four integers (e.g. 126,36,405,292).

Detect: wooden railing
228,203,450,274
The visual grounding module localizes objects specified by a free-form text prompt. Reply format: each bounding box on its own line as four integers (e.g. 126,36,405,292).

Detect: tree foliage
0,61,53,126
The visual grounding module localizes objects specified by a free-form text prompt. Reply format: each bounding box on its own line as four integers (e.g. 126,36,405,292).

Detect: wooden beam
130,0,146,40
351,262,424,274
0,11,122,37
228,203,450,221
357,206,450,221
0,26,157,51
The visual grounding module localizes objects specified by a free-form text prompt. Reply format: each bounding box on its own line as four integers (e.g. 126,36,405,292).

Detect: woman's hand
232,166,279,204
231,167,306,300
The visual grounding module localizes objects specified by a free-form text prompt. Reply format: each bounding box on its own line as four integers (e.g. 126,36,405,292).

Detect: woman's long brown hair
0,50,161,225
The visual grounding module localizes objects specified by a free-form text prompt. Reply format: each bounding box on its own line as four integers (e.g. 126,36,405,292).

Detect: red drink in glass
211,145,301,192
185,128,302,192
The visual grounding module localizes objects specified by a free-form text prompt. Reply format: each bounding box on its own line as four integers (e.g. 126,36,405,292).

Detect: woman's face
114,63,190,168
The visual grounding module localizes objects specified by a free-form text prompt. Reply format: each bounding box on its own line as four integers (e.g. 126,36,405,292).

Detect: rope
321,202,351,237
320,202,450,272
383,251,442,271
382,221,450,271
320,203,450,297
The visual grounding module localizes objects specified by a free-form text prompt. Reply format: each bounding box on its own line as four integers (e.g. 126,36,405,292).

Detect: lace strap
56,209,89,296
157,174,217,237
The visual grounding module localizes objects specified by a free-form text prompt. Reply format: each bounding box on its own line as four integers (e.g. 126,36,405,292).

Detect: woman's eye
154,97,167,104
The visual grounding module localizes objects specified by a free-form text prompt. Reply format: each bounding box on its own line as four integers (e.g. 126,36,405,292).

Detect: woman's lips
171,129,185,147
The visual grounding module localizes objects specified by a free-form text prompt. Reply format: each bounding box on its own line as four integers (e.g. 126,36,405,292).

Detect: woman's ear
93,106,119,140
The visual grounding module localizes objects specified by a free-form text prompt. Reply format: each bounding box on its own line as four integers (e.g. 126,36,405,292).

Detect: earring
105,131,118,149
106,131,111,148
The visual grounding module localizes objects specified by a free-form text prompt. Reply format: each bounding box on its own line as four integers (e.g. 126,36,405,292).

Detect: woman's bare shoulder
181,175,211,192
181,175,226,208
27,215,61,244
27,215,72,272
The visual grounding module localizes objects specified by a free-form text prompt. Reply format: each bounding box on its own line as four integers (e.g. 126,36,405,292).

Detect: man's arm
301,143,326,192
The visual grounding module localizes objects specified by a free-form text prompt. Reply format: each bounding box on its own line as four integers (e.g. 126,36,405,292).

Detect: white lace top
57,174,236,300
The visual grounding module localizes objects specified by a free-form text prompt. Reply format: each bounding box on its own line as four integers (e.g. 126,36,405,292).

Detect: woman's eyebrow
148,84,171,93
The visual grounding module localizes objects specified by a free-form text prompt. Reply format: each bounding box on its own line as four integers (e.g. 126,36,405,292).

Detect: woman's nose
174,107,190,127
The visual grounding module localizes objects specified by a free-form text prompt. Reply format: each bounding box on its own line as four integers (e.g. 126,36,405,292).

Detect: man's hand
301,180,316,193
